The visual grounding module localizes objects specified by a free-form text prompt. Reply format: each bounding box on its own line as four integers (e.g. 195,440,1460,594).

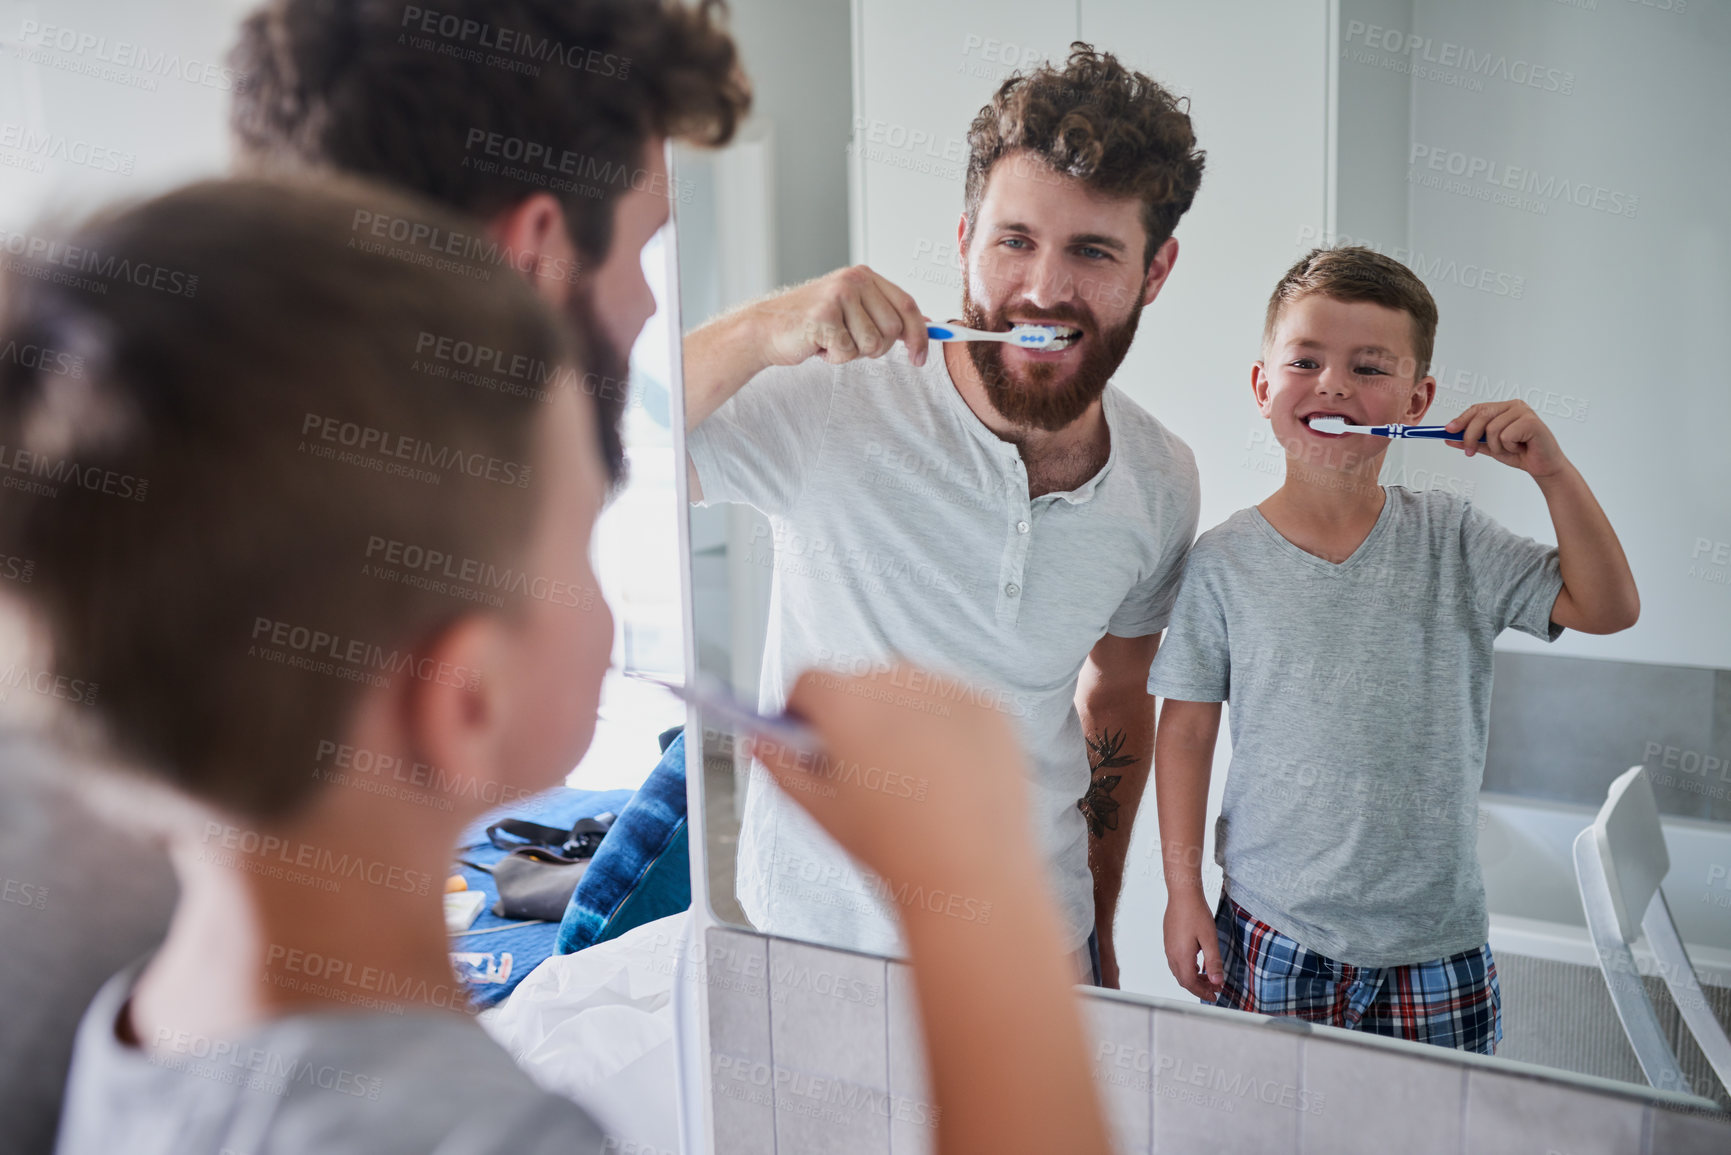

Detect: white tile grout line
1145,1005,1156,1155
881,957,893,1155
1456,1066,1470,1155
764,936,779,1155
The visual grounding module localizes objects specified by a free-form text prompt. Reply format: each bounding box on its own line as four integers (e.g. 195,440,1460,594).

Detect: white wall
724,0,852,287
1390,0,1731,670
0,0,253,224
0,0,257,727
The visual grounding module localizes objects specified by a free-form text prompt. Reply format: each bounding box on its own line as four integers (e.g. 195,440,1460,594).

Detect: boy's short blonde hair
1263,246,1439,379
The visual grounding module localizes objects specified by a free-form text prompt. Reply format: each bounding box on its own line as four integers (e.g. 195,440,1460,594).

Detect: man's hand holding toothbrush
685,264,930,432
1443,399,1640,635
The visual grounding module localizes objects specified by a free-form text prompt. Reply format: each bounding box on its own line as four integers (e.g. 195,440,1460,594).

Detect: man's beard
563,282,631,484
960,285,1142,433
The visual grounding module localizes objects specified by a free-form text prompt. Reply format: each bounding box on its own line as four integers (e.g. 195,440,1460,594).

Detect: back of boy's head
0,178,573,823
1263,246,1439,379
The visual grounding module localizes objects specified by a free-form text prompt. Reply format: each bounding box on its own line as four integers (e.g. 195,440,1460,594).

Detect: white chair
1573,764,1731,1099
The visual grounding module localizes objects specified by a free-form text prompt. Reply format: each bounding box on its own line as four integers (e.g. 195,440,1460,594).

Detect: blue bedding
450,786,635,1008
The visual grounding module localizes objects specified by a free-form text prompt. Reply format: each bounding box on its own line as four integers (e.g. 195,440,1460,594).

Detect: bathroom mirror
679,0,1730,1111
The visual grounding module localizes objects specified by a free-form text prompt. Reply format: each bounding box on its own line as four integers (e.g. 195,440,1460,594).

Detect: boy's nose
1316,366,1355,397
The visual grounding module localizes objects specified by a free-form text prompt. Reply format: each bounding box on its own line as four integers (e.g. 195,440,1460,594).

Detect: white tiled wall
704,926,1731,1155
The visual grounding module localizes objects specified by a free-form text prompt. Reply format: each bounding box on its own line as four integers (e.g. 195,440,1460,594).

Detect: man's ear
402,614,514,808
955,212,969,269
489,193,577,307
1141,236,1180,307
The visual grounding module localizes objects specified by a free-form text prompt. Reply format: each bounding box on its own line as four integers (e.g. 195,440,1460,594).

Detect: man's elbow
1082,684,1154,721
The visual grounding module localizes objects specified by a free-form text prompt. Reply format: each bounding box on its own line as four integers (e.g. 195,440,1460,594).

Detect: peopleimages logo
0,340,83,379
1409,144,1638,219
1294,227,1526,300
0,228,198,298
0,122,135,174
15,20,250,92
299,412,532,488
399,6,629,78
0,440,148,502
200,821,433,896
363,535,595,610
1343,20,1575,94
250,616,482,690
151,1026,382,1099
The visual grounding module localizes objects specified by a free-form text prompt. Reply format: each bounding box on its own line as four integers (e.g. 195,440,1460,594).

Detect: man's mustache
981,302,1094,331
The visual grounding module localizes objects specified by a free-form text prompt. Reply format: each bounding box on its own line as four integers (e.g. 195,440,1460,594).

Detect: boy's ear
403,614,515,807
1250,361,1274,415
1406,374,1437,423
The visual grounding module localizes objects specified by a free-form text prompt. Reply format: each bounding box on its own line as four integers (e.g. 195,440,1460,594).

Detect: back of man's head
231,0,748,260
230,0,752,480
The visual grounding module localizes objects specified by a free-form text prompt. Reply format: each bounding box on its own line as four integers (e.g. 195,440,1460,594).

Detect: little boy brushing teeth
1147,245,1638,1052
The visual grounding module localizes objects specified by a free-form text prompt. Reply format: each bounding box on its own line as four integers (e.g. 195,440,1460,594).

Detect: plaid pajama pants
1211,893,1502,1054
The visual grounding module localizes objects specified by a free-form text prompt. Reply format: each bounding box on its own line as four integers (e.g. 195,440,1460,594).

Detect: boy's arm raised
1444,400,1640,634
1155,697,1225,999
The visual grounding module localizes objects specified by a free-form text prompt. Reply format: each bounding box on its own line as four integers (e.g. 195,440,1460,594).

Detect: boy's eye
1289,358,1319,370
1355,365,1388,376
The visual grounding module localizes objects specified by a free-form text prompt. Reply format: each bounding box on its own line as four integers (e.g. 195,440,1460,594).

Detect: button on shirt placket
998,457,1033,625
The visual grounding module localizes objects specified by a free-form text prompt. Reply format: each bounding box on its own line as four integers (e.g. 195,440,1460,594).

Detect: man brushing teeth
684,45,1205,989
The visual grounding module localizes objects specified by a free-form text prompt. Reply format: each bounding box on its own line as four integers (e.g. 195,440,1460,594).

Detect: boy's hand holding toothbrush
1442,399,1570,479
1445,400,1639,634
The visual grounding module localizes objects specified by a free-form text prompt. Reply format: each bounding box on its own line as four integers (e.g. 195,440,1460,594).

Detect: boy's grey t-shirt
1146,487,1564,967
55,964,609,1155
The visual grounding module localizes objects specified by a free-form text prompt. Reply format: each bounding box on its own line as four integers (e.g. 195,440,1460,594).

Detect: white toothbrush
1306,416,1488,442
925,321,1078,350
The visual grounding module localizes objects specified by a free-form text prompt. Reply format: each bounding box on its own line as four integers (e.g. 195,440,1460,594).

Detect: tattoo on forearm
1077,728,1134,840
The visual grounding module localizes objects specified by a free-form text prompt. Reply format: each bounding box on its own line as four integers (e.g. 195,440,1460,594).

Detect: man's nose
1020,249,1074,310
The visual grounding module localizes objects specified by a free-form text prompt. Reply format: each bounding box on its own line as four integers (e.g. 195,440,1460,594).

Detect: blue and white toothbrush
1306,416,1488,442
925,321,1077,350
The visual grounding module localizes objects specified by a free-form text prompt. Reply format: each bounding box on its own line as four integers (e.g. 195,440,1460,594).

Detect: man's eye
1076,246,1109,260
1002,237,1029,250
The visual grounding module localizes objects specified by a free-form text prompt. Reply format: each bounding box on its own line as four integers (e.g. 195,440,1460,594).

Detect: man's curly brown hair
230,0,750,264
229,0,750,484
964,44,1205,267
